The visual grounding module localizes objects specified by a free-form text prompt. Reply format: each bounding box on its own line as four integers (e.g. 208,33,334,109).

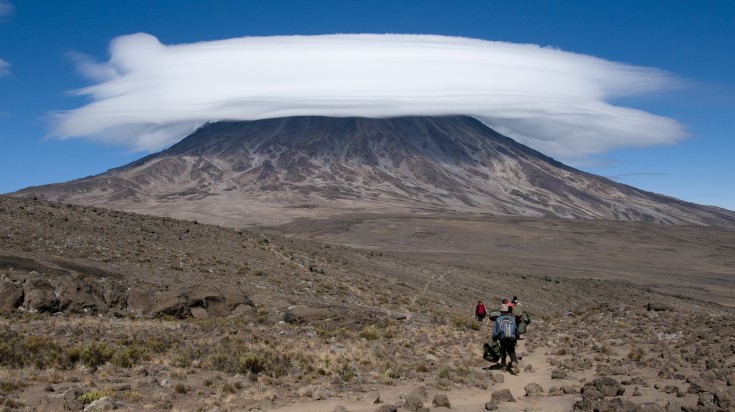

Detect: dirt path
274,337,580,411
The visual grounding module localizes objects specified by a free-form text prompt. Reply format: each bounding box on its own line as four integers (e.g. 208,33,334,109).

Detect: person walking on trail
475,300,487,322
492,304,520,374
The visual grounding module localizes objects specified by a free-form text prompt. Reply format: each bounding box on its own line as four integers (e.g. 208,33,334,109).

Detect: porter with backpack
492,305,520,373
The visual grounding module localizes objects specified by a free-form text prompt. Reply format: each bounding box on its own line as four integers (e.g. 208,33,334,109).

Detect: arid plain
1,196,734,411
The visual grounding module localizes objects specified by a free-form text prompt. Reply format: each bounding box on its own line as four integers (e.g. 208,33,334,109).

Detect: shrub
358,325,380,341
628,347,645,362
174,383,187,394
112,345,147,368
79,389,113,404
0,332,68,369
336,361,356,382
70,343,115,371
256,306,269,323
239,352,266,375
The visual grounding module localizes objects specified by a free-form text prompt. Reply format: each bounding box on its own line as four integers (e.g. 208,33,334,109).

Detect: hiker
475,300,487,322
502,298,514,309
511,296,519,305
492,304,519,373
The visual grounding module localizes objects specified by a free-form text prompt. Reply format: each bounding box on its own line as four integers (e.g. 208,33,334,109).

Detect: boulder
593,376,625,397
551,369,567,379
403,395,424,411
230,304,258,320
548,386,563,396
151,289,190,318
562,385,578,394
432,393,451,408
126,287,155,315
190,306,209,319
491,389,515,403
23,277,58,312
524,383,544,396
409,386,428,401
0,277,23,310
55,277,105,314
283,305,332,323
484,400,498,410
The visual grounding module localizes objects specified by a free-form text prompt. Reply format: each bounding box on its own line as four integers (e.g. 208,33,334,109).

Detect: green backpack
483,341,500,362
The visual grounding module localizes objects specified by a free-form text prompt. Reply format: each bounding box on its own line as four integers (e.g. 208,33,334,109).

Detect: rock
524,383,544,396
409,386,428,401
63,388,84,411
23,277,58,312
492,373,504,383
712,387,733,409
432,393,451,408
0,277,23,310
367,392,381,404
524,364,534,372
283,305,331,324
484,400,498,410
332,406,349,412
403,395,424,411
663,385,680,395
491,389,515,403
60,278,109,314
697,392,717,407
151,289,189,318
188,286,222,314
126,287,154,315
593,376,625,397
581,386,604,401
646,302,671,311
548,386,563,396
688,379,705,394
551,369,567,379
375,404,397,412
83,396,115,411
562,385,578,394
659,363,676,379
230,304,258,320
190,306,209,319
633,386,642,396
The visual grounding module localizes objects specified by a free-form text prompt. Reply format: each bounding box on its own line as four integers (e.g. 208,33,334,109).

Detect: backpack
520,311,531,325
498,316,516,340
477,304,486,315
483,341,500,362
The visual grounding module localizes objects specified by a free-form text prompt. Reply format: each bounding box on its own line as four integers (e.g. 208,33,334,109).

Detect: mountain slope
13,116,735,227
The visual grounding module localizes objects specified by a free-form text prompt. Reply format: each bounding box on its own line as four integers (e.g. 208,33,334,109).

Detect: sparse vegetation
0,196,733,411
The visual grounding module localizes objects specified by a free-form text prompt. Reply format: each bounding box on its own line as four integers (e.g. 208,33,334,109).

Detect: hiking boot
500,360,506,367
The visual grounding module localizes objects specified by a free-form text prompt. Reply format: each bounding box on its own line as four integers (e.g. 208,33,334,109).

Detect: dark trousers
499,339,518,365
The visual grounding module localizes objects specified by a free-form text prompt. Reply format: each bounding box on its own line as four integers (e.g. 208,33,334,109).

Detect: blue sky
1,1,733,211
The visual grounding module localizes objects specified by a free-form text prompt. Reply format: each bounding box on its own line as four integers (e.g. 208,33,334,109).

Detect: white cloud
0,59,9,78
0,1,13,20
50,33,687,160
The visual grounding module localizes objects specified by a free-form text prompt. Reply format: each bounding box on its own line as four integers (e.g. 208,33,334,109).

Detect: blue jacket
492,314,517,341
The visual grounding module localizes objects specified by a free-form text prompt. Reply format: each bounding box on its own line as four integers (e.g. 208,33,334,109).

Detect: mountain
12,116,735,228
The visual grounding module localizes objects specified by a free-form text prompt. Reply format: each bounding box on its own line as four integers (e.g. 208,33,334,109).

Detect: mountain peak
13,116,735,228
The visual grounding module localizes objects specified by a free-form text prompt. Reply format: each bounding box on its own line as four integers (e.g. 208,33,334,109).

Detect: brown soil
0,196,733,411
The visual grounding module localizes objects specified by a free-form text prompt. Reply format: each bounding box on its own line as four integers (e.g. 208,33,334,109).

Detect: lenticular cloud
51,33,686,160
